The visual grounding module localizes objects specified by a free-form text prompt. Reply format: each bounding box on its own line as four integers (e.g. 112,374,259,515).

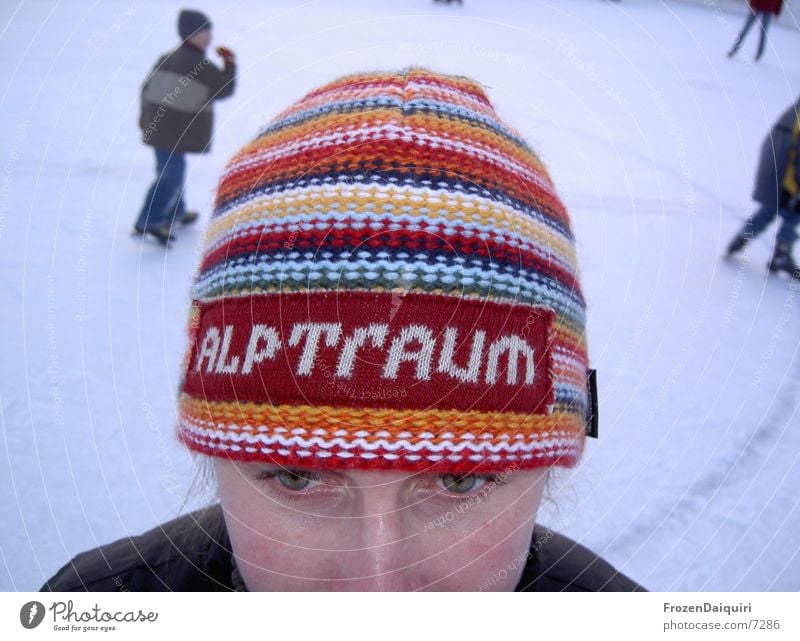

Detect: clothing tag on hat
586,369,599,439
183,291,556,416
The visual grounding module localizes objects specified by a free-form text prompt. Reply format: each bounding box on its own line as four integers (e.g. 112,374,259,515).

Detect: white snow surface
1,0,799,592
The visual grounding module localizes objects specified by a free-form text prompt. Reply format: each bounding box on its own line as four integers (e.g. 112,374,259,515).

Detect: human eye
437,473,501,495
249,466,347,513
256,468,323,492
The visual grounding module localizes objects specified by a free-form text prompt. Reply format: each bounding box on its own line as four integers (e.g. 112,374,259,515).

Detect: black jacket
140,43,236,154
41,505,645,592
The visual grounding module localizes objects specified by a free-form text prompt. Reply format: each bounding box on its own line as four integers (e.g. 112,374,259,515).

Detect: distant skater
726,99,800,279
135,9,236,245
727,0,784,62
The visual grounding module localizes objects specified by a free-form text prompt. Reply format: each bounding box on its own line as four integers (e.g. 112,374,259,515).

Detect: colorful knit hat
177,67,591,473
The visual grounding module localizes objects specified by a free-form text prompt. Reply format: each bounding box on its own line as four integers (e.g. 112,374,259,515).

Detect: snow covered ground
1,0,799,592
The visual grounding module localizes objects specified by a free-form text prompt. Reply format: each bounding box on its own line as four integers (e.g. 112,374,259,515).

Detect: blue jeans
136,148,186,231
742,203,800,247
730,10,772,59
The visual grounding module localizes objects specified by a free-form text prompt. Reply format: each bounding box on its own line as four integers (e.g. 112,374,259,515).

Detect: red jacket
750,0,783,15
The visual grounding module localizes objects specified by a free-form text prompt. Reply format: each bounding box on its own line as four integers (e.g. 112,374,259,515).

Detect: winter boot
178,210,199,226
133,225,175,247
767,243,800,279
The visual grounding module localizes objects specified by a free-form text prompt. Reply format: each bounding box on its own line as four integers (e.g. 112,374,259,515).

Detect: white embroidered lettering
195,326,221,373
383,325,436,381
336,324,389,378
289,323,342,376
241,325,281,374
215,325,240,374
436,328,486,383
485,335,536,385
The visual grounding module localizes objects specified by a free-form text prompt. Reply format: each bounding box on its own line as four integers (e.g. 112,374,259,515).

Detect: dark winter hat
177,68,591,474
178,9,211,40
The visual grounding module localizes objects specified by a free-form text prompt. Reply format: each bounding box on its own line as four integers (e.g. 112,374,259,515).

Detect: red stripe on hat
198,220,580,295
215,138,566,224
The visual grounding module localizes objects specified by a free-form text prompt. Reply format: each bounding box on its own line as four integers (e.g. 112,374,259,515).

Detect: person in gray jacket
134,9,236,245
727,99,800,278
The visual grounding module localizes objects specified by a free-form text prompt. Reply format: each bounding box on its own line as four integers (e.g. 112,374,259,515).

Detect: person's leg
136,149,185,231
727,203,778,254
728,10,757,56
775,207,799,247
162,152,186,229
168,155,201,228
768,207,800,275
136,149,169,231
755,12,772,61
177,194,187,220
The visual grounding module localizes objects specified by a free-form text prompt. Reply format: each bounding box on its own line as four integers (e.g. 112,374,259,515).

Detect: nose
338,509,424,591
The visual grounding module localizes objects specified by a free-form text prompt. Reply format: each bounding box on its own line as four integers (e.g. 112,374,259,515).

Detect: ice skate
725,233,749,257
767,243,800,279
132,225,175,247
177,210,199,227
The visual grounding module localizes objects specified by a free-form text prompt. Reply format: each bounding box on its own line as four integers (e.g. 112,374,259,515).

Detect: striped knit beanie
177,67,591,473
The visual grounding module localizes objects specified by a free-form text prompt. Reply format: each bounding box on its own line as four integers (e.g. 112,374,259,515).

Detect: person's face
214,459,549,591
187,28,211,51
